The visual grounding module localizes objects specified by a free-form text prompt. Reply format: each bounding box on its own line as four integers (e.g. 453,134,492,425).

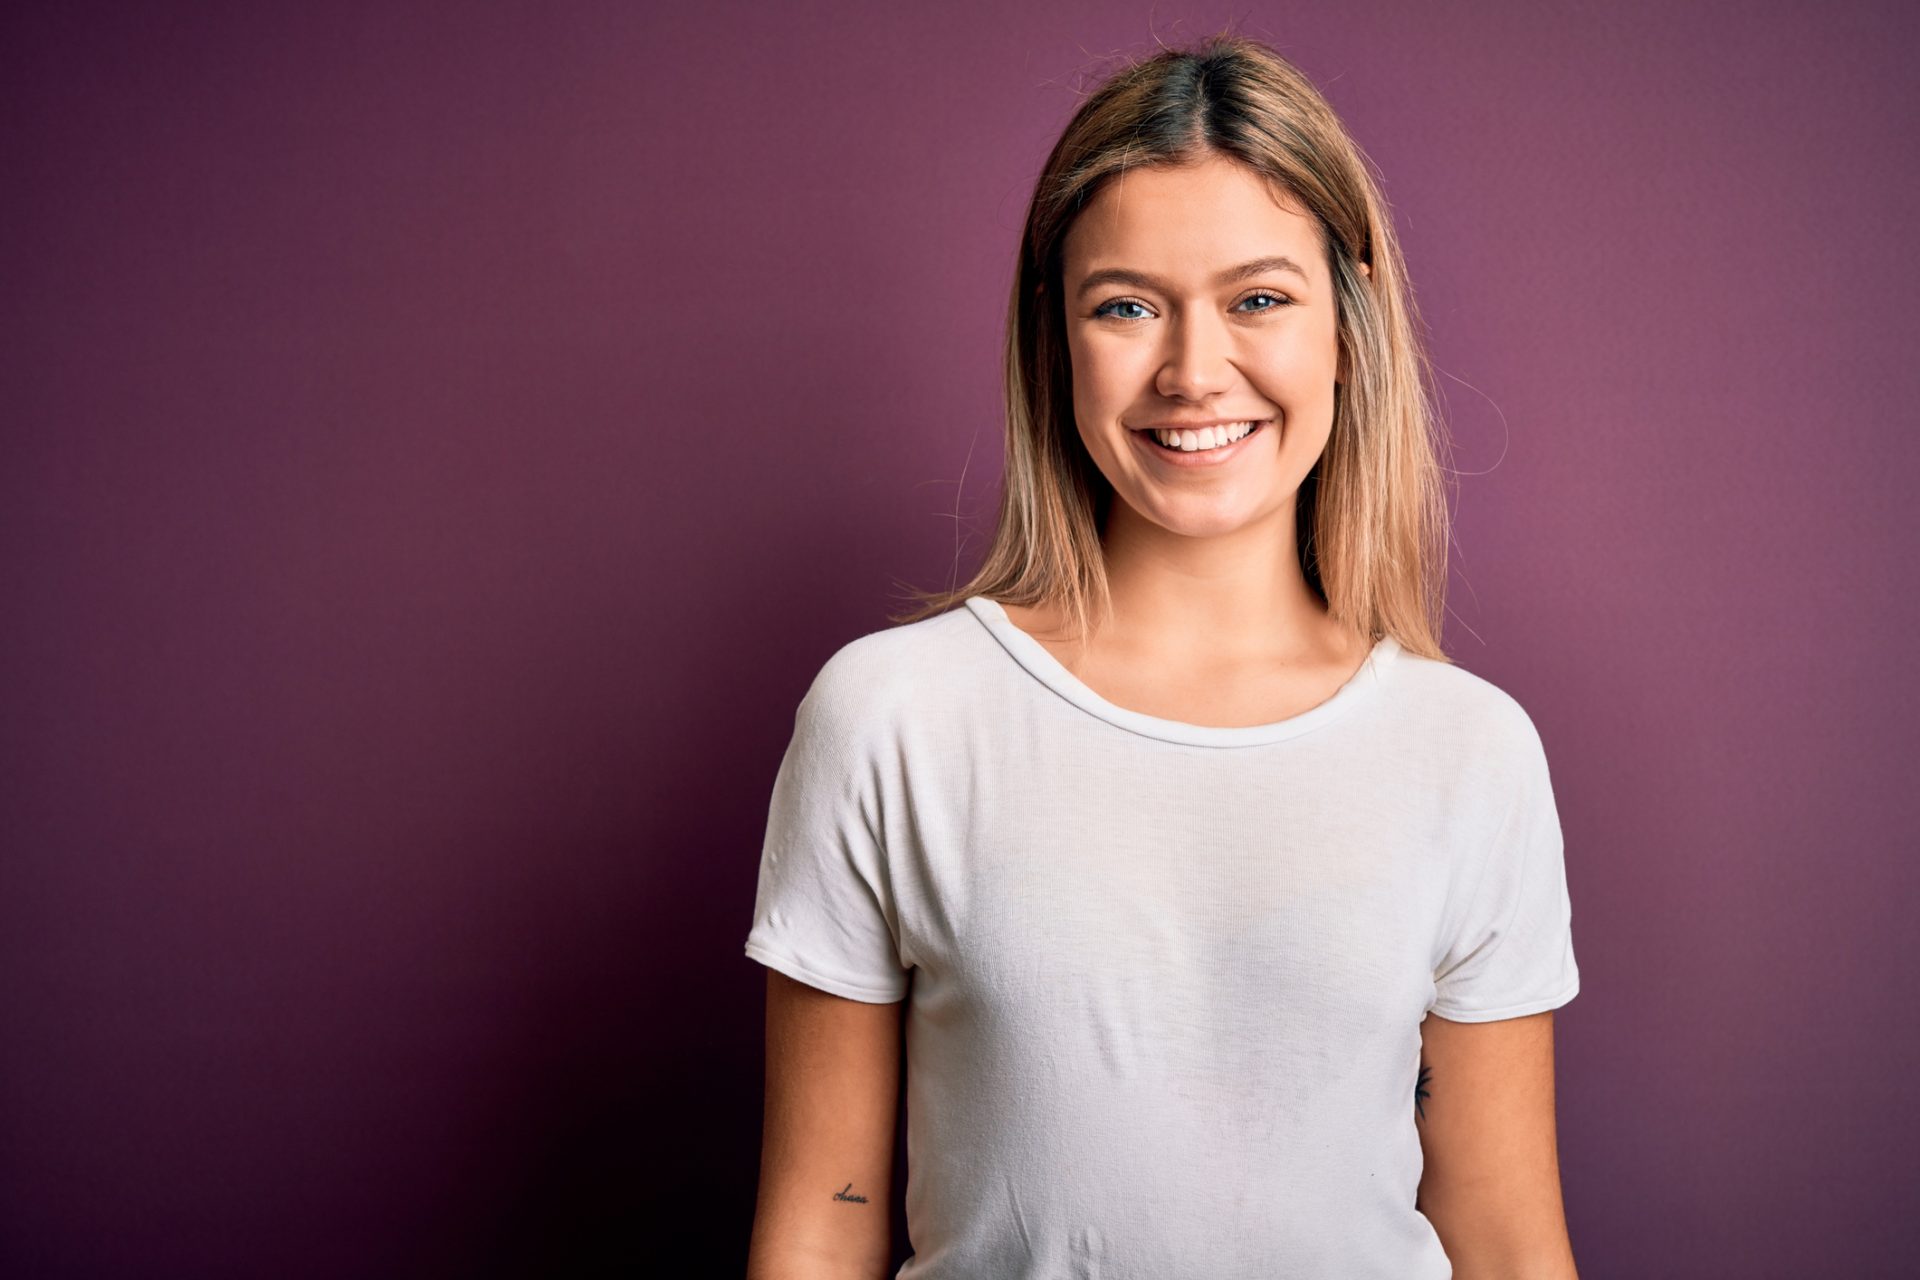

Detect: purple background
5,1,1916,1275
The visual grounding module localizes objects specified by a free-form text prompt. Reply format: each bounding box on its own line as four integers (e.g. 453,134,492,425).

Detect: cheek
1251,334,1340,398
1070,334,1144,400
1069,325,1340,409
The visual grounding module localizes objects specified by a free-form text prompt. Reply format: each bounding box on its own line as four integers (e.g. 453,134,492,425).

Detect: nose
1154,308,1236,402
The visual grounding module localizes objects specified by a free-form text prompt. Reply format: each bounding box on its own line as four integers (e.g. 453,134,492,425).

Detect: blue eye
1237,291,1293,313
1093,292,1294,321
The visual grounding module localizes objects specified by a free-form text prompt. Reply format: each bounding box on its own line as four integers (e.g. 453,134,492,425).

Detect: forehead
1064,154,1325,283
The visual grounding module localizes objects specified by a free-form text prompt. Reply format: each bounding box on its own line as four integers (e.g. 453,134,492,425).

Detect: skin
1417,1010,1580,1276
745,972,900,1279
1003,150,1375,727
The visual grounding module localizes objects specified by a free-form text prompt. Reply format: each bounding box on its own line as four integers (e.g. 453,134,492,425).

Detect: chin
1120,492,1287,541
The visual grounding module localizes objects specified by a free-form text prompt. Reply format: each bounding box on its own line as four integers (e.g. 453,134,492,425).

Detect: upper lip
1131,417,1270,431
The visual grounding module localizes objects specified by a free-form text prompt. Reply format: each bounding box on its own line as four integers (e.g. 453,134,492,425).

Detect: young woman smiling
746,32,1581,1280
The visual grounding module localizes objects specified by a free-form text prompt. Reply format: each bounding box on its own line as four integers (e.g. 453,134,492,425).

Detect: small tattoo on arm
1414,1064,1432,1121
832,1182,869,1203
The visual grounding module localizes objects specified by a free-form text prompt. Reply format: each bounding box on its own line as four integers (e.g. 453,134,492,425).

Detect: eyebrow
1074,255,1311,299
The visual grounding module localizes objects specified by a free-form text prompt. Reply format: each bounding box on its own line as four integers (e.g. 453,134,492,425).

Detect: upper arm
747,969,903,1279
1415,1009,1578,1277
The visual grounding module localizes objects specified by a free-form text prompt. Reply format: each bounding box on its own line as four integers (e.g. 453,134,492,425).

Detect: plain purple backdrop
4,1,1917,1276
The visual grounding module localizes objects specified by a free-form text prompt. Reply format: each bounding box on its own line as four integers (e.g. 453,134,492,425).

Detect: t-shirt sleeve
1429,708,1580,1022
742,659,911,1004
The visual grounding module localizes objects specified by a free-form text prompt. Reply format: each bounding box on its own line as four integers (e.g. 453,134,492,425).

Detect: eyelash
1092,291,1295,321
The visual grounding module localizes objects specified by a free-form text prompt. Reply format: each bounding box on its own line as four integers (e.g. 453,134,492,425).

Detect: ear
1359,260,1372,279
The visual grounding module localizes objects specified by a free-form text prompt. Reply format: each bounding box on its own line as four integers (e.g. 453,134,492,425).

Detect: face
1060,151,1349,542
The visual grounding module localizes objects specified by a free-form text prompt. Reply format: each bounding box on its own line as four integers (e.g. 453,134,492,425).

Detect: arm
746,969,903,1280
1414,1009,1578,1279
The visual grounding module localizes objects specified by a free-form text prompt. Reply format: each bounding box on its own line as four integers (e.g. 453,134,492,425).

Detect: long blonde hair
890,31,1455,663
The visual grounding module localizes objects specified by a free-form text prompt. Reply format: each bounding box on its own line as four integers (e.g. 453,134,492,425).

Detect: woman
744,32,1581,1280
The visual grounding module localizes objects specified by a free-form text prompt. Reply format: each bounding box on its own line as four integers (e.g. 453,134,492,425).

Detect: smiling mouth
1133,419,1269,453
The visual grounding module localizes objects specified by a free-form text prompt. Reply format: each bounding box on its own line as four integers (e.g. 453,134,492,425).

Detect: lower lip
1129,420,1271,468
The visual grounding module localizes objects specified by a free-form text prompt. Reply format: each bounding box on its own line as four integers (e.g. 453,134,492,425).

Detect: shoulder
1386,644,1549,770
796,603,982,735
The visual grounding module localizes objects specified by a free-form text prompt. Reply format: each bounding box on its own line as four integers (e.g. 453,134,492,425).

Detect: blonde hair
890,31,1455,663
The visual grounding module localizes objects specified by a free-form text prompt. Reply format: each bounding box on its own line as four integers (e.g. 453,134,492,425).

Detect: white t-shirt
744,595,1579,1279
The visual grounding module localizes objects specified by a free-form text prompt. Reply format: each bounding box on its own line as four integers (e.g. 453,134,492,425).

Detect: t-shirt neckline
961,595,1400,748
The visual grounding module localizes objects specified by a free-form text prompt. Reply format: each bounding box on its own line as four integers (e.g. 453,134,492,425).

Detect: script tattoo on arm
831,1182,869,1203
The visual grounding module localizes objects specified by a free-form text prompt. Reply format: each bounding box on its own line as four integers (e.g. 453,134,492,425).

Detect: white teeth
1151,421,1258,451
